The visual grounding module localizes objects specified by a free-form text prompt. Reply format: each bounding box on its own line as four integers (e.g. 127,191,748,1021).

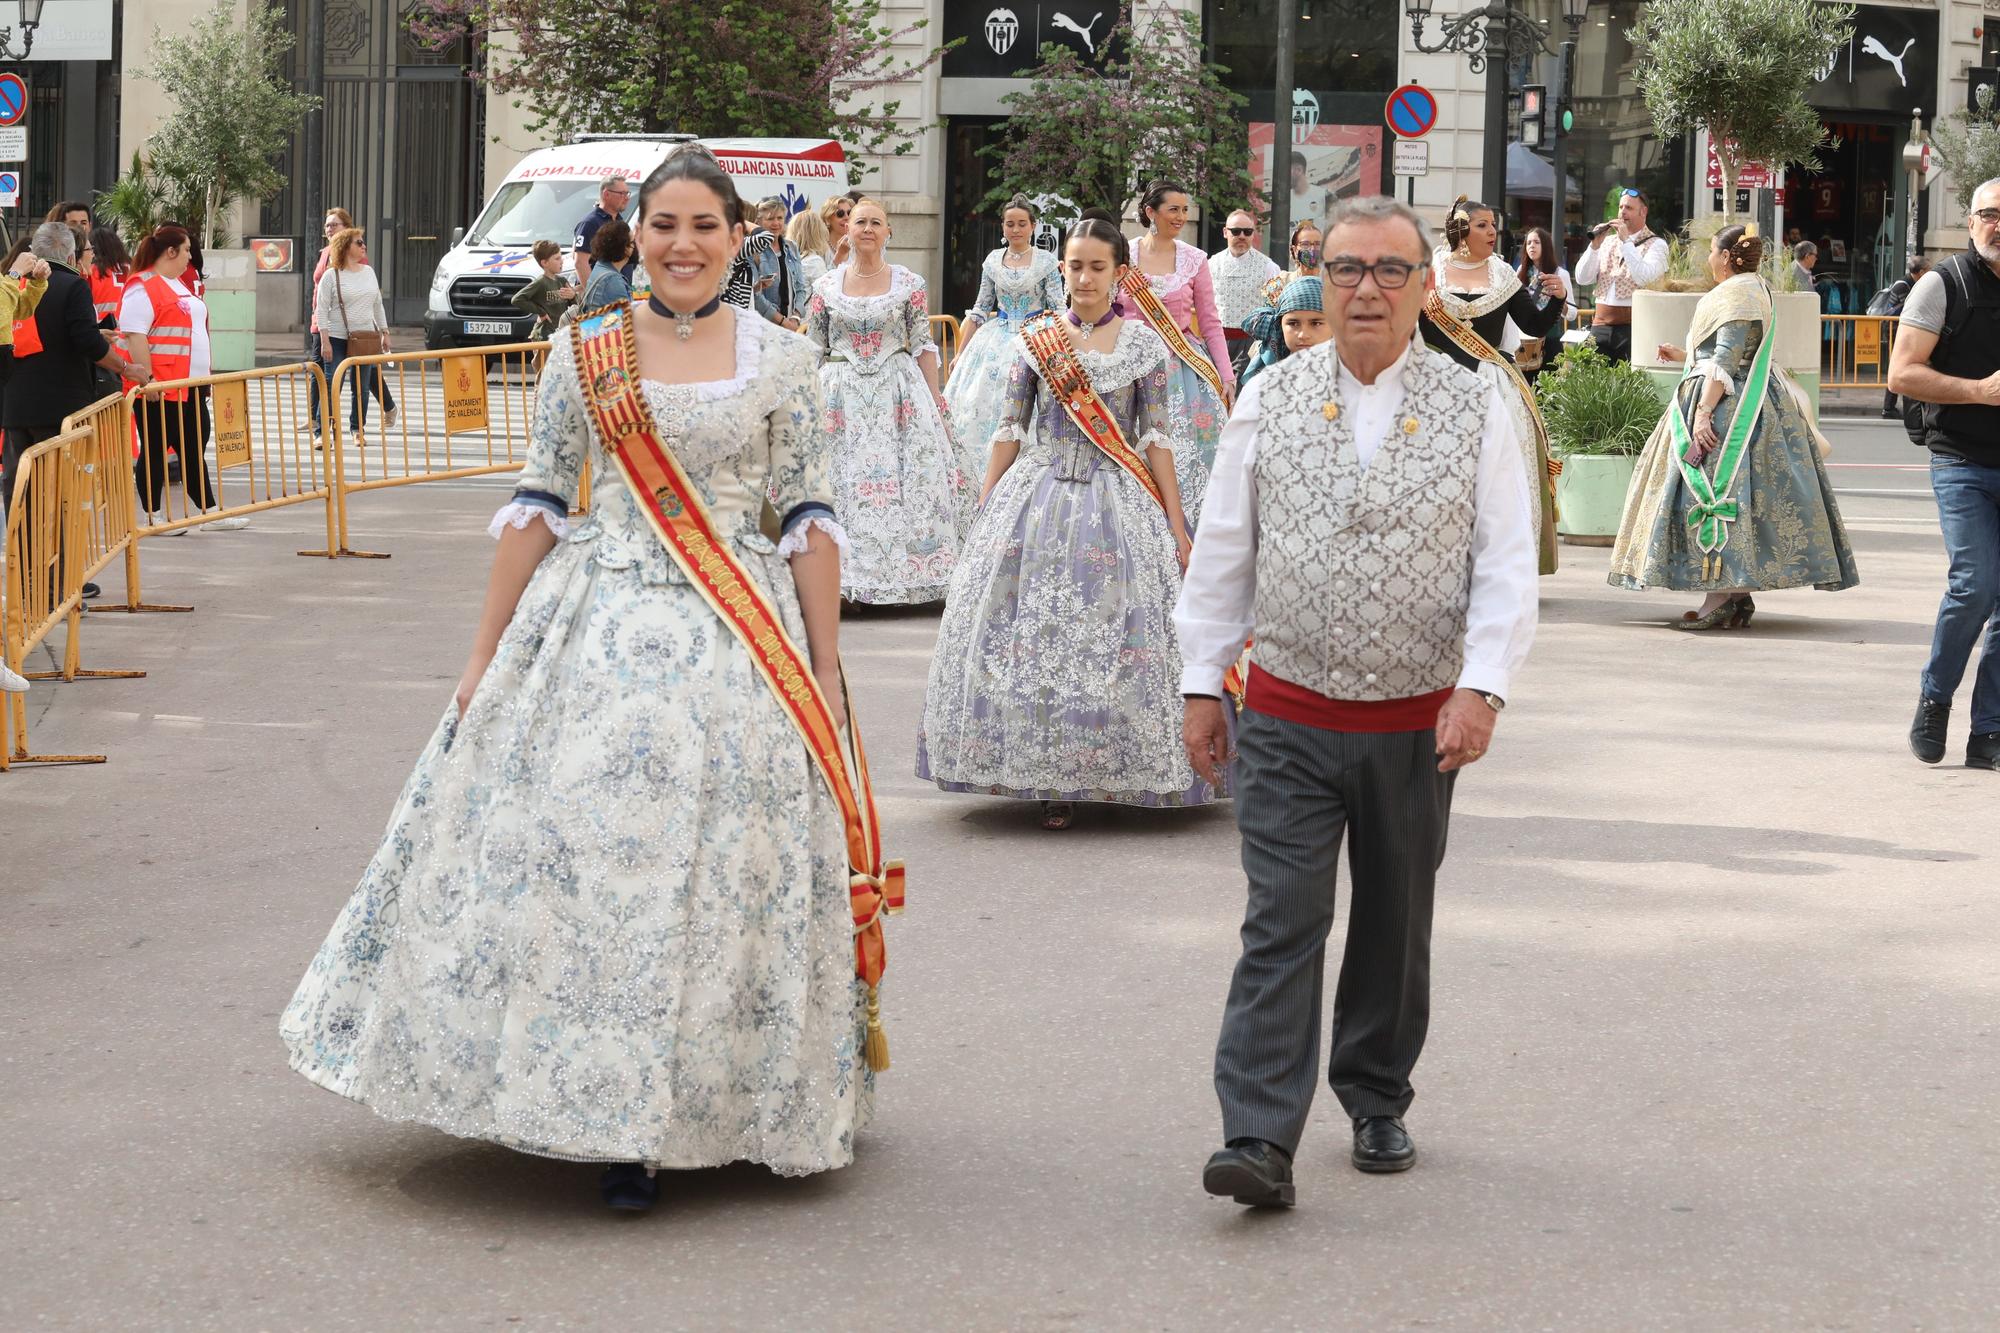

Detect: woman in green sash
1609,225,1858,629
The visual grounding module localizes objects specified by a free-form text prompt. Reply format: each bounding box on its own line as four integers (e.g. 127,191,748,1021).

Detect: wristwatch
1475,691,1506,713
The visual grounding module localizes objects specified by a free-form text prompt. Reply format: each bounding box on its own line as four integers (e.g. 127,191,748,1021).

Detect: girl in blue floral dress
941,196,1065,518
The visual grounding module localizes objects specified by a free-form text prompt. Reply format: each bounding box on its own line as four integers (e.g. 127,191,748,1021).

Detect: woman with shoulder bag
316,228,390,441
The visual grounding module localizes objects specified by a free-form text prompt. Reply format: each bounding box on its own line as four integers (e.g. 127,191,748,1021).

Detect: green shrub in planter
1535,339,1660,458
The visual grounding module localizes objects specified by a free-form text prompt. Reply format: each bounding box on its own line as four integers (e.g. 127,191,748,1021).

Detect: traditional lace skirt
824,351,967,603
940,315,1029,527
281,539,875,1175
916,451,1226,806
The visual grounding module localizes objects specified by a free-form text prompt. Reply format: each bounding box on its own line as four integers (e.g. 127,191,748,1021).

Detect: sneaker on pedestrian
207,515,251,532
0,661,29,694
1968,731,2000,771
81,581,101,601
382,405,399,430
1910,696,1951,764
152,513,190,536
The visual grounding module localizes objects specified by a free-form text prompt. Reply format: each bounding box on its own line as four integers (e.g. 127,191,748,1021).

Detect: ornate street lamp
1404,0,1558,213
0,0,47,61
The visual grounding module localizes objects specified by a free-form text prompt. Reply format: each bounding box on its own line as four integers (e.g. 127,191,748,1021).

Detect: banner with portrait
1249,107,1383,232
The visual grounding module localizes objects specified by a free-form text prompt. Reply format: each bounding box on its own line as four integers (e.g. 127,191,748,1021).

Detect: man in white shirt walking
1209,210,1280,374
1573,187,1669,363
1178,196,1538,1209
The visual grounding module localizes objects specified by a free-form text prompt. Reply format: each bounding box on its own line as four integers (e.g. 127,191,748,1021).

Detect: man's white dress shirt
1574,232,1670,309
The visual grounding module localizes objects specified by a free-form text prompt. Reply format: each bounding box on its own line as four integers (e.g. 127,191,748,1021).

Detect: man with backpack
1888,179,2000,771
1869,256,1929,418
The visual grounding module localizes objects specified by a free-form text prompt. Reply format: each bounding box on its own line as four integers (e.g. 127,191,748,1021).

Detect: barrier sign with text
1393,140,1430,177
443,354,489,432
212,381,253,469
0,127,24,161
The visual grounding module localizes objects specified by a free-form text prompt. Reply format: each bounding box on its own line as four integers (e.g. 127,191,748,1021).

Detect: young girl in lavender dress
917,216,1227,831
1114,180,1237,524
807,198,965,603
941,195,1065,517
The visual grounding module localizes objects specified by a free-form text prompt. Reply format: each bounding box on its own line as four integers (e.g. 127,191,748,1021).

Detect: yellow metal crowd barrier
1821,314,1899,390
3,423,145,769
324,342,553,556
929,314,962,379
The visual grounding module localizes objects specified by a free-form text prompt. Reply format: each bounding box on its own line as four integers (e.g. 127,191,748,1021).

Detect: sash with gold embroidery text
569,304,904,1067
1019,311,1166,510
1117,269,1230,406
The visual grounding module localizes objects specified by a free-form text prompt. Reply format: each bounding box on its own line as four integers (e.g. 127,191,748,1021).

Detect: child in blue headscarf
1238,275,1328,388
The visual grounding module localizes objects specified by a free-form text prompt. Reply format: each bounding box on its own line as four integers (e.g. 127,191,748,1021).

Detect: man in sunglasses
1574,187,1668,363
1180,195,1538,1208
1209,209,1281,376
1889,177,2000,772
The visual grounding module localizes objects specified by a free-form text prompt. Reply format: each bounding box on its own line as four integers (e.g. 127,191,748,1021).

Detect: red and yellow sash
1019,311,1166,510
1118,269,1230,407
571,303,904,1071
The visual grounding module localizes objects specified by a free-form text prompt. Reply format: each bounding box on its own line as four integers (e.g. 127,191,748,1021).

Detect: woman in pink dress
1113,182,1236,524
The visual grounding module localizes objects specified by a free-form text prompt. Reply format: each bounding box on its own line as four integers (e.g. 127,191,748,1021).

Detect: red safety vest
12,273,40,356
88,266,124,325
134,272,198,402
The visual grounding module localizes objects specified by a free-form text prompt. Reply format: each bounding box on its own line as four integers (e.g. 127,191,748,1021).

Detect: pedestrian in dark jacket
1869,256,1930,418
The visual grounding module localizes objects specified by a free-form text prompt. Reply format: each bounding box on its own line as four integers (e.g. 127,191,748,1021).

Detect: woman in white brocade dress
941,196,1065,513
280,148,873,1214
807,197,965,603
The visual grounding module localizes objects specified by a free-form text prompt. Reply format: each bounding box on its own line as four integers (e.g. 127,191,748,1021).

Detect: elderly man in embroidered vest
1177,195,1539,1209
1573,187,1669,363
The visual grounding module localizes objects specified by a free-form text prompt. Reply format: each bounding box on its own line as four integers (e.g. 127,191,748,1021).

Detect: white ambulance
423,135,848,350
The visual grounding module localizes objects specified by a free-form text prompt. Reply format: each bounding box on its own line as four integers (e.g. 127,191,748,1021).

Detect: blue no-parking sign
0,172,19,208
1385,84,1439,139
0,74,26,129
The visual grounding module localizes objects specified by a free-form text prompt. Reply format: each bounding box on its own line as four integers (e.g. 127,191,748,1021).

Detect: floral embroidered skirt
1161,352,1228,527
916,452,1227,806
281,542,874,1174
940,315,1028,526
824,353,967,604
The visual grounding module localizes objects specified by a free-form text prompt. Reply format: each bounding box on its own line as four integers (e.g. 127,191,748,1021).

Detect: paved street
4,414,1996,1329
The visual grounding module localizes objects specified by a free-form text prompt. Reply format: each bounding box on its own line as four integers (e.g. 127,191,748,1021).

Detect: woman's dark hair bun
1003,194,1037,222
1714,224,1764,274
1077,206,1121,225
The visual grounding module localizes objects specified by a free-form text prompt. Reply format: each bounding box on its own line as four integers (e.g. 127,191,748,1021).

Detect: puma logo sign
1861,35,1916,87
1051,10,1102,54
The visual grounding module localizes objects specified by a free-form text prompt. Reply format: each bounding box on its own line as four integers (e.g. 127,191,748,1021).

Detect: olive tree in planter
137,0,316,370
1628,0,1852,414
1537,341,1665,545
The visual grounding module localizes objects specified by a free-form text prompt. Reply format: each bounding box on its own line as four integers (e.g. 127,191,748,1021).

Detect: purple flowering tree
406,0,952,183
983,3,1250,220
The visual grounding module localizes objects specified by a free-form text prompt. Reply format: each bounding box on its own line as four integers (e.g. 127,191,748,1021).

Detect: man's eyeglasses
1972,208,2000,225
1324,258,1425,289
1226,227,1255,237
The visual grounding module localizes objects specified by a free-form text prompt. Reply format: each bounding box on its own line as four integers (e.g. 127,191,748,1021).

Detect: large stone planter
1630,288,1820,419
1554,453,1640,546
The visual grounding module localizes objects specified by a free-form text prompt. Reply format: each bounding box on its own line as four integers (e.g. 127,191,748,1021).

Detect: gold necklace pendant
1322,401,1340,421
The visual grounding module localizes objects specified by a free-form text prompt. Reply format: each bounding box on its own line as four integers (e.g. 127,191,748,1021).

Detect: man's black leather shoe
1351,1116,1416,1173
1202,1139,1295,1208
1968,731,2000,771
1911,697,1951,764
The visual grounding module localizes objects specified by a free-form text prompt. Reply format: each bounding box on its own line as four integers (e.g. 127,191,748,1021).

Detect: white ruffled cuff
488,501,570,541
776,514,851,559
1135,429,1170,451
1693,357,1736,397
992,423,1026,444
